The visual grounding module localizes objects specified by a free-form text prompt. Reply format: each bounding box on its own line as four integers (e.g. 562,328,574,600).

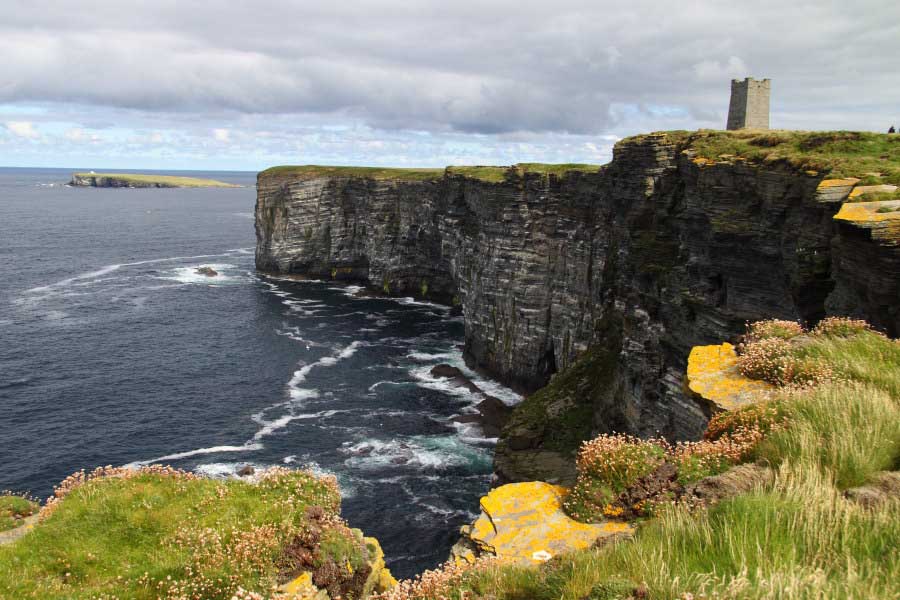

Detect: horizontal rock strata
255,134,900,482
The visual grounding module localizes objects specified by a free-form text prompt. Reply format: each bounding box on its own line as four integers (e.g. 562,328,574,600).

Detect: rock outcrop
450,481,631,565
685,343,774,412
70,173,239,188
255,132,900,482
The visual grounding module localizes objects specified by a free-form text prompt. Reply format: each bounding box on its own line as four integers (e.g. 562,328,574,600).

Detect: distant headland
70,172,241,188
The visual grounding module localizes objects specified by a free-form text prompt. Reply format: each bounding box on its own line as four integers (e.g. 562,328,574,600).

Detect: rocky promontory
70,172,240,188
255,130,900,483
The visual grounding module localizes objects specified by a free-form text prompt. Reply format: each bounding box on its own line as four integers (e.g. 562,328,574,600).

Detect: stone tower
726,78,770,130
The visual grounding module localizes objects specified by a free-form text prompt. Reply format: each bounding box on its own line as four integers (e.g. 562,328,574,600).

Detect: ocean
0,167,519,577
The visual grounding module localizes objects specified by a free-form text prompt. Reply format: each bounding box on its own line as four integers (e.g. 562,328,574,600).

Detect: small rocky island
70,172,240,188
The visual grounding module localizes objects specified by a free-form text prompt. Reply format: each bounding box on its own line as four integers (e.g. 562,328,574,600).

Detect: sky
1,0,898,171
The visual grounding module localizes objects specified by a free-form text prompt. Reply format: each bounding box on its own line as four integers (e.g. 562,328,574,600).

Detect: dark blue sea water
0,167,519,577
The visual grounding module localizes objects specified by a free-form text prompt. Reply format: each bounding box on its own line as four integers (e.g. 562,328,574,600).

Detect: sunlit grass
0,467,366,600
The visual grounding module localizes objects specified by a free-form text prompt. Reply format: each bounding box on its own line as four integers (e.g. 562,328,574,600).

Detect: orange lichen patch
835,200,900,223
692,157,713,167
848,184,898,199
817,178,860,189
687,343,774,411
465,482,632,564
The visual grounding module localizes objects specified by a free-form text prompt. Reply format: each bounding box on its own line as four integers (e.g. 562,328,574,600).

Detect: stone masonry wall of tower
727,78,770,129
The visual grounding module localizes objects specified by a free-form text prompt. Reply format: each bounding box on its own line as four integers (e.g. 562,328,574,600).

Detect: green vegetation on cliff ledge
502,346,617,457
401,319,900,600
648,129,900,185
0,466,379,600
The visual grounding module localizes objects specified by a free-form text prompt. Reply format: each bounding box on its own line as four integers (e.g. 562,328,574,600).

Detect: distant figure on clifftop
890,125,896,134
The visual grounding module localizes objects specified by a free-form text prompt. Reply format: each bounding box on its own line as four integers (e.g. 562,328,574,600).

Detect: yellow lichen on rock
817,178,860,189
362,535,398,595
279,572,327,600
815,178,859,204
687,343,774,411
465,482,631,564
835,200,900,223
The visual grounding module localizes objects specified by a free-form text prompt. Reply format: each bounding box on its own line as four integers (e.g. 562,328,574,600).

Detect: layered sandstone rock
255,133,900,482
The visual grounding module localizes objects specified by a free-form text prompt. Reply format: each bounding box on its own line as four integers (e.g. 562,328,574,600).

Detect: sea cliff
255,130,900,482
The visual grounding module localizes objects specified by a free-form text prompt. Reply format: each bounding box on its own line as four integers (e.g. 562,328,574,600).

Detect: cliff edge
255,130,900,482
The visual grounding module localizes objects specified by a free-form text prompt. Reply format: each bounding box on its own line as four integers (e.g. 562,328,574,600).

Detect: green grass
445,166,512,183
0,468,368,599
435,325,900,600
640,129,900,186
259,165,445,181
0,495,38,532
261,163,601,184
73,173,240,188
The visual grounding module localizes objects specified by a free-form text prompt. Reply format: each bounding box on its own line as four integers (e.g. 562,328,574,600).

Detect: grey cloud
1,0,899,135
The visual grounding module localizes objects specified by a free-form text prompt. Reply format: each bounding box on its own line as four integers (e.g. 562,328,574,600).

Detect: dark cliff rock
255,133,900,482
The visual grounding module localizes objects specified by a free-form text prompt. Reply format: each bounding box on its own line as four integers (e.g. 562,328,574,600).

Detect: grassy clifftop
260,163,601,183
262,131,900,188
632,129,900,186
0,466,392,600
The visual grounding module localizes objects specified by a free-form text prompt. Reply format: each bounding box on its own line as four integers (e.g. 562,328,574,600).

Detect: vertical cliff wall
255,133,900,482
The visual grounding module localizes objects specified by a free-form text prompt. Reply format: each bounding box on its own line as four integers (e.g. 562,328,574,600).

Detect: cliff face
255,133,900,482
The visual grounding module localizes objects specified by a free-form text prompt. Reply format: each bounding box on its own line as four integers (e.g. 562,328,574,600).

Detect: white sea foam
327,285,364,298
251,409,341,440
408,346,523,406
394,297,450,310
127,443,263,467
162,263,242,285
367,380,408,392
194,462,255,478
26,264,122,293
407,351,457,361
340,435,491,471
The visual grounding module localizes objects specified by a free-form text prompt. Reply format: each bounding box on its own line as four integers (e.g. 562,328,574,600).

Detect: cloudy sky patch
1,0,898,170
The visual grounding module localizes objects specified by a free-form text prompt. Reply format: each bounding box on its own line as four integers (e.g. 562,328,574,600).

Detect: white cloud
693,57,749,83
4,120,39,138
64,127,85,141
213,128,230,142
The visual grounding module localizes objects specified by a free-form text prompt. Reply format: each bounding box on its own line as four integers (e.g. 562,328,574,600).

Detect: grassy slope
74,173,240,187
444,330,900,600
0,469,363,600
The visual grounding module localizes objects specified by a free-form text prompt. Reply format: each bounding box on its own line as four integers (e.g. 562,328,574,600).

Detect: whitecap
127,443,263,467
